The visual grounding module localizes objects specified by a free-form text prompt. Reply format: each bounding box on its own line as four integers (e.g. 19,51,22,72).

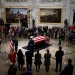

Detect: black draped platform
22,42,52,52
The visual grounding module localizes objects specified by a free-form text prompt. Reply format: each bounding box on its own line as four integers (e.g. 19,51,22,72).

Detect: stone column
0,0,2,18
65,0,70,24
0,0,4,19
0,0,1,17
0,9,1,18
29,0,36,28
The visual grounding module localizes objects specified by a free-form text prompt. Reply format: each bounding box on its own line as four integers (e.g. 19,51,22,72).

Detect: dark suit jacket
14,39,18,46
55,50,64,62
60,64,74,75
25,51,33,64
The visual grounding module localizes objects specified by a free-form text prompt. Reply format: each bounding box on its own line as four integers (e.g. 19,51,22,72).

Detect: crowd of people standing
1,24,74,75
8,45,74,75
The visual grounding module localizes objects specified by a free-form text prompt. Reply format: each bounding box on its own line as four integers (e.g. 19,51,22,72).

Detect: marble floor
0,37,75,75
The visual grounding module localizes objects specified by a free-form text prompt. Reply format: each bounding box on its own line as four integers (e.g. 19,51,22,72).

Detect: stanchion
66,41,69,46
64,51,67,64
5,51,8,63
73,39,75,47
0,45,1,53
0,26,2,53
58,39,61,45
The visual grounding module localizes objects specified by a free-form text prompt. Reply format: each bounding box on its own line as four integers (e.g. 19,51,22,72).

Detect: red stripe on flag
10,40,14,50
33,36,45,44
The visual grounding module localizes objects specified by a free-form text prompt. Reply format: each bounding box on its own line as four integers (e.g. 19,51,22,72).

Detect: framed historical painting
39,7,63,24
4,7,30,24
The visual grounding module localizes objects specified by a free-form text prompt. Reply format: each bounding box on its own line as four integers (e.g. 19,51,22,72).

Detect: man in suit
25,50,33,71
55,46,64,72
44,49,51,72
60,59,74,75
14,38,18,52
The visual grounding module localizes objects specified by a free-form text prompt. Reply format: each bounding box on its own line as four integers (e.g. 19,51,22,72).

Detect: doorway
73,11,75,24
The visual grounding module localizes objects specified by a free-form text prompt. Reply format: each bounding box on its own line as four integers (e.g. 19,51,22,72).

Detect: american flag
45,36,50,44
33,36,45,45
10,40,14,50
33,36,50,45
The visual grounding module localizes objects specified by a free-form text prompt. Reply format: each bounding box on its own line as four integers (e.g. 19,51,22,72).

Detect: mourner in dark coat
34,50,42,72
60,59,74,75
44,49,51,72
25,50,33,71
17,49,24,70
14,38,18,52
55,46,64,72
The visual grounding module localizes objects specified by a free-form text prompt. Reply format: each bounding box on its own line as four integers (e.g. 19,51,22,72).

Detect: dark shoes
46,69,49,72
55,69,61,72
59,69,61,72
36,70,39,72
55,70,58,72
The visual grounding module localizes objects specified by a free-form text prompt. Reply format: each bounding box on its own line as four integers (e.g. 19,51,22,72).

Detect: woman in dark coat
17,49,24,70
34,50,42,72
44,49,51,72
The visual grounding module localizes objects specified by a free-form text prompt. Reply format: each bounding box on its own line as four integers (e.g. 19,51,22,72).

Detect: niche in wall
73,11,75,24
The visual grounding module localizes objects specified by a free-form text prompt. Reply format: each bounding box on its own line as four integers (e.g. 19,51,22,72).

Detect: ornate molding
5,0,27,2
71,2,75,4
0,0,1,6
40,0,61,2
